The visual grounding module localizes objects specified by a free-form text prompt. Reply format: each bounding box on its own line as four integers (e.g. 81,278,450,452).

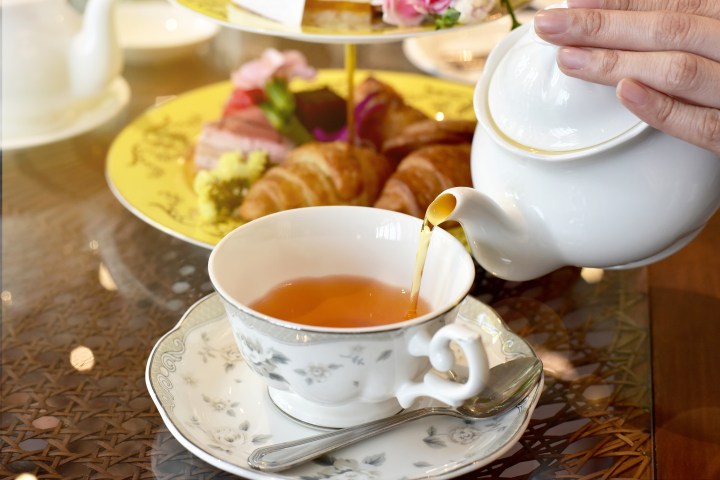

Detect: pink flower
382,0,453,26
231,49,316,90
382,0,425,26
412,0,452,15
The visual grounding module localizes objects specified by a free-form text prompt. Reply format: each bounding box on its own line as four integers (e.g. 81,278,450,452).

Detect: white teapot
1,0,123,138
431,18,720,281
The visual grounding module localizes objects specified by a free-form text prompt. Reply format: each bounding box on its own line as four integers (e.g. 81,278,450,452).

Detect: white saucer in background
402,9,536,84
1,77,131,151
116,0,221,65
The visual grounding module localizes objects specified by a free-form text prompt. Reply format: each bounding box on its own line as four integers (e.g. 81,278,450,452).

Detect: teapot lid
484,5,643,153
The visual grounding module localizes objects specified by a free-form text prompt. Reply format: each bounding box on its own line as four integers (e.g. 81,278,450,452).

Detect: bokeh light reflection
70,346,95,372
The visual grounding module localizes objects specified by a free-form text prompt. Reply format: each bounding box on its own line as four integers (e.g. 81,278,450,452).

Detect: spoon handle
247,406,448,472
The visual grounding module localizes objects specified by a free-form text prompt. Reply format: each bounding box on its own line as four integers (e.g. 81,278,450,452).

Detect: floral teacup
208,206,489,428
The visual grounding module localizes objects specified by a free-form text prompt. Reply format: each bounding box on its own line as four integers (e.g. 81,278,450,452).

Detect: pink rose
382,0,425,26
232,49,316,90
412,0,452,15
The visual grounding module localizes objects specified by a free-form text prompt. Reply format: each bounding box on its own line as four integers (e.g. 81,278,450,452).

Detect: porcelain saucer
146,293,543,479
402,9,537,84
2,77,130,151
116,0,220,65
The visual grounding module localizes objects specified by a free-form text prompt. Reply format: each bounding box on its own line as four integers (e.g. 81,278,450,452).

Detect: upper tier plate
170,0,526,44
402,8,538,84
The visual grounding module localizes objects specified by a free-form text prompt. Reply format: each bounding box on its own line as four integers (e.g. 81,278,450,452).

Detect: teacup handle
396,323,489,408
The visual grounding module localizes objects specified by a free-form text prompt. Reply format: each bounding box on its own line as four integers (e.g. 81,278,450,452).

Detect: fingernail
534,9,569,35
618,80,649,106
567,0,602,8
557,47,590,70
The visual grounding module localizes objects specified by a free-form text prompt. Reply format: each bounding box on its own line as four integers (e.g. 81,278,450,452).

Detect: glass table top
1,28,652,480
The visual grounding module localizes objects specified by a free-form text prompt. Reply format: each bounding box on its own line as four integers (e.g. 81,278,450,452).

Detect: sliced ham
194,105,294,170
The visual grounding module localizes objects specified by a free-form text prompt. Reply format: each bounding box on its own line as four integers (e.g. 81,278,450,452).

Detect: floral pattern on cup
237,333,290,384
234,332,402,392
339,345,394,365
295,363,343,385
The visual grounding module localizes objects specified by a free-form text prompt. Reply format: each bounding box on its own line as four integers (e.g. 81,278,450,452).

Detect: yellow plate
106,70,475,249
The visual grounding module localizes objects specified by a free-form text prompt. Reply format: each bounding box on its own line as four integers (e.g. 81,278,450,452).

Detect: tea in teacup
249,274,432,328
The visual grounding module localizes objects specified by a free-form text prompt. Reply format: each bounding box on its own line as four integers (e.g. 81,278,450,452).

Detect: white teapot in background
431,18,720,282
1,0,123,138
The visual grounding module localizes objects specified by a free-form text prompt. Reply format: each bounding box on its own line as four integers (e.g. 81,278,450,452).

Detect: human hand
533,0,720,155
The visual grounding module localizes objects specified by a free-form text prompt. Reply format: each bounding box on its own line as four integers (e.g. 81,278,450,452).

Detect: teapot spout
430,187,562,281
70,0,123,98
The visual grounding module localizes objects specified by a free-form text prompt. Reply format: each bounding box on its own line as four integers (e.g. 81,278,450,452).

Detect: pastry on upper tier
303,0,382,29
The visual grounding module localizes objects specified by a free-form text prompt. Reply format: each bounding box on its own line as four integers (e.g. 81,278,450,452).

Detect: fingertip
567,0,603,8
557,47,590,70
534,9,570,35
617,79,649,107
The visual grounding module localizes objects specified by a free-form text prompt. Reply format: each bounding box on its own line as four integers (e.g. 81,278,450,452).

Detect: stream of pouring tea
405,218,434,319
405,194,457,319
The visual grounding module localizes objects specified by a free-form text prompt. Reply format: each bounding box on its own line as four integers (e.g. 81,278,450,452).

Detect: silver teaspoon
248,356,543,472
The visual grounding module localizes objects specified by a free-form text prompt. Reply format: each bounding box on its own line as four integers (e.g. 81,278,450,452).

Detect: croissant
373,144,472,218
354,77,429,151
381,119,476,163
238,141,393,221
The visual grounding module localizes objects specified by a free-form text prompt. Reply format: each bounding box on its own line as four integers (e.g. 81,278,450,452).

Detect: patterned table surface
1,31,652,480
